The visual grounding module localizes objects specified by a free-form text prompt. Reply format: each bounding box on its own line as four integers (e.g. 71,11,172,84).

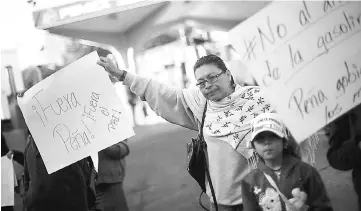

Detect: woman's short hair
193,54,227,72
193,54,235,86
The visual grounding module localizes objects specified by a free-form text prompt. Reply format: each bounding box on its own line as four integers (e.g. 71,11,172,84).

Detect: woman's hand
97,56,124,79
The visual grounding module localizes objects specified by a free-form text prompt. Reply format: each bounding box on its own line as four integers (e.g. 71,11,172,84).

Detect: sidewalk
124,123,359,211
4,123,358,211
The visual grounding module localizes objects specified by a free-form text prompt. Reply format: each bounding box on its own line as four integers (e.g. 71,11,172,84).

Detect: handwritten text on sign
18,52,135,174
229,1,361,142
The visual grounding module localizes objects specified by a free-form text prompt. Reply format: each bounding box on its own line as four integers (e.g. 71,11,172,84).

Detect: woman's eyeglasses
196,70,226,88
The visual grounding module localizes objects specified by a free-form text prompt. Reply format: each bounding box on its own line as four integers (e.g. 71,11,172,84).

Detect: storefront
32,0,268,124
33,0,270,71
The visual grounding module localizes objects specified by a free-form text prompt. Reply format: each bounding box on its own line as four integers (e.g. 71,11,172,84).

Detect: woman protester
97,54,313,211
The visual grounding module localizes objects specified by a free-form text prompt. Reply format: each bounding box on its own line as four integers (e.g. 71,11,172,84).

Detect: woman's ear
227,70,236,87
226,69,232,78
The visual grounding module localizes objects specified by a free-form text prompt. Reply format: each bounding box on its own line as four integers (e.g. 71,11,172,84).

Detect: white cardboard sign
18,52,135,174
1,156,15,207
229,1,361,142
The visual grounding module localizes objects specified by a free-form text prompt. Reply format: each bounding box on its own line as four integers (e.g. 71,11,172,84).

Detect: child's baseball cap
247,113,288,148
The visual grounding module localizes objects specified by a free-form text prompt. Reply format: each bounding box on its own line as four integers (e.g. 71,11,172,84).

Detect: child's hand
288,197,305,209
287,188,309,211
291,188,307,201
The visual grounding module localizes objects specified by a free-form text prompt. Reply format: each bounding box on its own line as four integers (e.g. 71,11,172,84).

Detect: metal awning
33,1,270,52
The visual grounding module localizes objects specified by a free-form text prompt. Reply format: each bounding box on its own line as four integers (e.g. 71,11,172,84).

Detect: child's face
253,131,284,160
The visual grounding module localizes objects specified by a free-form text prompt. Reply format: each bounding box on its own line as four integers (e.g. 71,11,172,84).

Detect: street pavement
4,122,359,211
124,123,359,211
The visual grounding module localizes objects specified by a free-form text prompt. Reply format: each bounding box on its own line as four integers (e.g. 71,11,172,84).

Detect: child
241,113,333,211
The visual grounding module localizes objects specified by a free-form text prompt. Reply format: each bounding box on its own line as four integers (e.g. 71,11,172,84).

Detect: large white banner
229,1,361,142
18,52,135,174
1,156,15,207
